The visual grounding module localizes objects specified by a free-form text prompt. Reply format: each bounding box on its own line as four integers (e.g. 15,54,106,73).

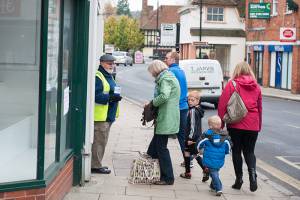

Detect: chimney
141,0,149,28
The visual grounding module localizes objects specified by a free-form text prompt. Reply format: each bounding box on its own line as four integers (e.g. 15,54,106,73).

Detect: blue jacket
168,63,188,110
95,65,118,122
197,129,231,170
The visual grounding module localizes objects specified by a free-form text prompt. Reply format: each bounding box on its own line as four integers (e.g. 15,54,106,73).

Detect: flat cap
100,54,115,62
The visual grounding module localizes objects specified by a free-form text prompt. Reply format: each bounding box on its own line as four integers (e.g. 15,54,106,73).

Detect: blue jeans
177,109,188,154
210,168,222,192
147,134,174,184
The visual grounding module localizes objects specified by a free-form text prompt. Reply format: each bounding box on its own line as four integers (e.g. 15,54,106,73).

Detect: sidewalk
261,87,300,102
64,100,298,200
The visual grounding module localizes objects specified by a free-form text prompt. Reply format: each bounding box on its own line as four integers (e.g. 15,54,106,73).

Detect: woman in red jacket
218,61,262,192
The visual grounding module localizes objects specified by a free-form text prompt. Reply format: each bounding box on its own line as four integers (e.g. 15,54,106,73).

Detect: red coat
218,75,262,132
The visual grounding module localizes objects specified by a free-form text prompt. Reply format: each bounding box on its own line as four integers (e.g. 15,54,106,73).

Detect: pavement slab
64,99,297,200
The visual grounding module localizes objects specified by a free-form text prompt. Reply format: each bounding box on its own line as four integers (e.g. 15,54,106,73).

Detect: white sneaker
216,191,222,196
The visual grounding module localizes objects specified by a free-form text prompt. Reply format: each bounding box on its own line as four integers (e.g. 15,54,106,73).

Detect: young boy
197,115,231,196
180,91,209,182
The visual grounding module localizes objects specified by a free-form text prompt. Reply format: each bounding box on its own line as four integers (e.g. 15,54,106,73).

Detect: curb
262,94,300,102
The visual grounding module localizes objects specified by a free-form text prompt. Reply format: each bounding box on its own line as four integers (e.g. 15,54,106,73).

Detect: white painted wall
84,0,105,183
179,5,245,74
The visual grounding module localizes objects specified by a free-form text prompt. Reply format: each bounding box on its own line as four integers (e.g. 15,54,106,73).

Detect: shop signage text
160,23,177,47
249,3,271,19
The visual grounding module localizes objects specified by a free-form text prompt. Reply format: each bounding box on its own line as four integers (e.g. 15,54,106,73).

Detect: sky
106,0,189,11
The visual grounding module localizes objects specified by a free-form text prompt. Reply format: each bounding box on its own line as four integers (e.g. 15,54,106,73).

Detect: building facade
140,0,181,59
0,0,104,199
179,0,246,79
246,0,300,93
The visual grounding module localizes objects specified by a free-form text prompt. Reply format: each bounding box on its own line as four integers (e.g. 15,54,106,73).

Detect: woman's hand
143,101,150,108
187,140,196,145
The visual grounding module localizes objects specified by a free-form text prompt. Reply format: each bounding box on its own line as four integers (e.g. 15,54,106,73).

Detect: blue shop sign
253,45,264,51
268,45,293,52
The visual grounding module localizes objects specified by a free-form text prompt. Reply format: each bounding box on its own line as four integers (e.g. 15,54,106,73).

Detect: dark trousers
147,134,174,183
177,109,188,154
228,128,258,178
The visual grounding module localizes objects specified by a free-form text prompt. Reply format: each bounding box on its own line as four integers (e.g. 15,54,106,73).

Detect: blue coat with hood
197,129,231,170
95,65,118,122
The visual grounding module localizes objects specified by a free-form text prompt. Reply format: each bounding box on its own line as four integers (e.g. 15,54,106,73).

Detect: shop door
254,51,263,85
275,52,283,88
59,0,74,157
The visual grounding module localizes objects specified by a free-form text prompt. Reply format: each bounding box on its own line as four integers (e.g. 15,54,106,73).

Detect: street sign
249,3,271,19
193,41,209,47
160,23,176,46
280,27,296,42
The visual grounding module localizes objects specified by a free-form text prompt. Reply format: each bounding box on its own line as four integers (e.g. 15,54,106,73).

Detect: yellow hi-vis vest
94,71,119,121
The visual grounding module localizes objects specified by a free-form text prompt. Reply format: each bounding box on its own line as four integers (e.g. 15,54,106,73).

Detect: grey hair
148,60,168,77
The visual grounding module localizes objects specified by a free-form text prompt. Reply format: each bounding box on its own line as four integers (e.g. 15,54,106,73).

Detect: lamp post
199,0,203,58
192,0,203,58
155,0,159,57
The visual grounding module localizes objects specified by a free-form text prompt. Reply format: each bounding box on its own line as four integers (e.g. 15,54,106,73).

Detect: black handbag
141,101,158,126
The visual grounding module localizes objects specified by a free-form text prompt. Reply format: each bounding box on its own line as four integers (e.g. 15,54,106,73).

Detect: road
116,63,300,196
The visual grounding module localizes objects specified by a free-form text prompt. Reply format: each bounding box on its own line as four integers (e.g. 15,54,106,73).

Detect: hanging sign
249,3,271,19
280,28,296,42
160,23,177,47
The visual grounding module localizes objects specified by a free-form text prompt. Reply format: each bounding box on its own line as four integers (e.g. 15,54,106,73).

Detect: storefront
0,0,97,199
253,45,264,85
269,45,293,90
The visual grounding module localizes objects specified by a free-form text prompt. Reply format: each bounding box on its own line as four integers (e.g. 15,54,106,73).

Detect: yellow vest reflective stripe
94,71,120,121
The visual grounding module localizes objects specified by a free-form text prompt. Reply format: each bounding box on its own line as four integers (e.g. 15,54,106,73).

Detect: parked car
112,51,133,66
179,59,224,109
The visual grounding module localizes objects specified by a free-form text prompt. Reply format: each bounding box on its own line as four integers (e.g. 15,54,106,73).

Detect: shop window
254,51,263,85
0,0,41,183
207,7,224,22
272,0,278,15
45,0,61,169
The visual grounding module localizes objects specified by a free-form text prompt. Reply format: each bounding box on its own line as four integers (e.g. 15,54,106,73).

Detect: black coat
185,106,205,142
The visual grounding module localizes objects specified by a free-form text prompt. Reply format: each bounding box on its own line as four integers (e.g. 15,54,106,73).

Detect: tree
104,2,116,18
104,16,144,51
116,0,131,17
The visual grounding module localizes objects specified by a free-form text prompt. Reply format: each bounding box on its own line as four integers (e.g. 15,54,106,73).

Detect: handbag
128,152,160,184
141,101,158,126
223,80,248,124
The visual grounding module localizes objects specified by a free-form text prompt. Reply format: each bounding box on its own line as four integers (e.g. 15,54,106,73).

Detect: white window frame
272,0,278,16
206,7,224,22
285,1,293,14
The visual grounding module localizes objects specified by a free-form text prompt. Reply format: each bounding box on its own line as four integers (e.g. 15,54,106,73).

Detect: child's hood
205,129,224,147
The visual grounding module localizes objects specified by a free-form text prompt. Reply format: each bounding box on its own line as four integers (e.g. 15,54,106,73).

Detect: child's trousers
209,168,222,192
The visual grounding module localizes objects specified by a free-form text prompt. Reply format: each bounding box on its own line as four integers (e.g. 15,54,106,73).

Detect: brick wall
0,158,73,200
246,0,300,93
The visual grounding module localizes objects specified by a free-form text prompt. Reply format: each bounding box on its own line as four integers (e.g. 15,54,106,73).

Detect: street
116,63,300,196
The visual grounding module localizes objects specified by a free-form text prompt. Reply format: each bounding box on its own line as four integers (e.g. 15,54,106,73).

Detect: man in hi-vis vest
92,54,122,174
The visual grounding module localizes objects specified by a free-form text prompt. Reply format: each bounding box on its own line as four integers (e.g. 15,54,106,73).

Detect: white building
179,0,245,78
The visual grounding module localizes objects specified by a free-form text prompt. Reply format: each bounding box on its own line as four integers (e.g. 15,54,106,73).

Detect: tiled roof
140,5,182,30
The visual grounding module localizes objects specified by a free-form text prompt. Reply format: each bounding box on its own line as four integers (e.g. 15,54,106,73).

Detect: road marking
276,156,300,170
257,159,300,190
286,124,300,129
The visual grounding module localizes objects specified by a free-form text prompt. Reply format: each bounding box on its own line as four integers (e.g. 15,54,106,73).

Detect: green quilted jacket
153,70,180,135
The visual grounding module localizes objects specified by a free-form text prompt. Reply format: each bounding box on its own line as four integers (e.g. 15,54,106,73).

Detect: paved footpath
64,100,300,200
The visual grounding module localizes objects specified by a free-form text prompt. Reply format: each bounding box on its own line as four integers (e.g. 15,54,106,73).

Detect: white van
179,59,224,108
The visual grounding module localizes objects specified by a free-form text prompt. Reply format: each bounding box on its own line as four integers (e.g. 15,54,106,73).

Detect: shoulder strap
231,80,237,90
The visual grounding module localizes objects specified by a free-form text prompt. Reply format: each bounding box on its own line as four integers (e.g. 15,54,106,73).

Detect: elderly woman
146,60,180,185
218,61,262,192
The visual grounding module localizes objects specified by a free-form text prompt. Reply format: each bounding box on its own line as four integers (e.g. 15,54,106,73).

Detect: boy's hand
187,140,196,145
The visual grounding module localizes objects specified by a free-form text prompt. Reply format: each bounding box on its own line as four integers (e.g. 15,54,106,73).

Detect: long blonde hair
232,61,256,80
148,60,168,77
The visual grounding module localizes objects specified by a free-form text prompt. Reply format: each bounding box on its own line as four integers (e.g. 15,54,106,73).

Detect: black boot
248,168,257,192
232,176,243,190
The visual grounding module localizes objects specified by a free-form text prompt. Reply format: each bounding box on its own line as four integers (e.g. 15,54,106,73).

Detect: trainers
180,172,191,179
216,191,222,196
202,168,209,182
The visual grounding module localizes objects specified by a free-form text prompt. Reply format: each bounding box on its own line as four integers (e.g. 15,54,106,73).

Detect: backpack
223,80,248,124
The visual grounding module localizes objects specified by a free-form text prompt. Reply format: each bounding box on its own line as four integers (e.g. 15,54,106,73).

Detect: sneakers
180,161,194,168
216,191,223,196
202,167,209,182
180,172,191,179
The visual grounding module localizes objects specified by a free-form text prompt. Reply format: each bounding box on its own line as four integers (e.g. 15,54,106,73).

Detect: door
275,52,282,88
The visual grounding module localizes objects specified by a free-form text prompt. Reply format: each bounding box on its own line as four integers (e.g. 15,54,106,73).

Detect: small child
197,115,231,196
180,90,209,182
